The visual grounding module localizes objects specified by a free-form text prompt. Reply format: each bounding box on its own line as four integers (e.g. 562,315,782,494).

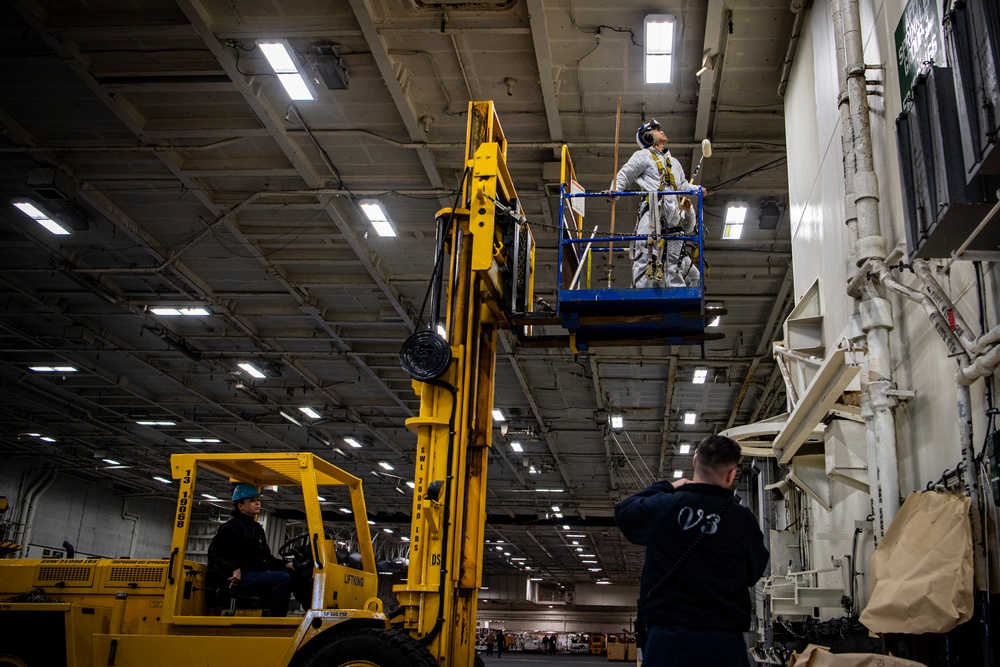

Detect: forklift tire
292,627,437,667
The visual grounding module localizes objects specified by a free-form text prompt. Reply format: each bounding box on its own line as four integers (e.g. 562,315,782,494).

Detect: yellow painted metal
395,101,518,667
0,453,388,666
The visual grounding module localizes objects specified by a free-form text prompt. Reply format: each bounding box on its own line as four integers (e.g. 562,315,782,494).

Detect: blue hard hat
636,118,662,148
231,482,260,503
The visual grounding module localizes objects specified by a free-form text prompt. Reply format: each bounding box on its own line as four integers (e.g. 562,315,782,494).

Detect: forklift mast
394,101,530,667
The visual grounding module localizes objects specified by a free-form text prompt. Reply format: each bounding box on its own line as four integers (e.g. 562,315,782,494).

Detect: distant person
207,483,295,617
485,631,495,656
615,435,769,666
496,629,505,658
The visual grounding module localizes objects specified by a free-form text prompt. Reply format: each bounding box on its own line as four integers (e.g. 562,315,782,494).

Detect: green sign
894,0,943,100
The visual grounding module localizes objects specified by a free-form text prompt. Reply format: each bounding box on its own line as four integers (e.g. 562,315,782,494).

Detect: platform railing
557,187,705,294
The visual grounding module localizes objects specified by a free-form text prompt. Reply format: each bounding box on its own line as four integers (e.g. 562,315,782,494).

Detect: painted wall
0,455,175,559
785,0,999,616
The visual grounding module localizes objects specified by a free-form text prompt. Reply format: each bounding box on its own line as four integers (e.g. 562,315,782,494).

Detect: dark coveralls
207,511,292,617
615,481,769,666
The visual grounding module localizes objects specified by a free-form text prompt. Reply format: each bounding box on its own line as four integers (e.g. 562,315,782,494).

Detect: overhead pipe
778,0,813,97
835,0,901,536
13,468,57,556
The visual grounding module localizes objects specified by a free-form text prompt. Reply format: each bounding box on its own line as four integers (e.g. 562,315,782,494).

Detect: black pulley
399,330,451,381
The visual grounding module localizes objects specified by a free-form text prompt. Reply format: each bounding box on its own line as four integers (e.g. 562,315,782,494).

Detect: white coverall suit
614,147,700,288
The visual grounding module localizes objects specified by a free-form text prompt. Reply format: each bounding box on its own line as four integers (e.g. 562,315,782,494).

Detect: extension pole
607,97,622,287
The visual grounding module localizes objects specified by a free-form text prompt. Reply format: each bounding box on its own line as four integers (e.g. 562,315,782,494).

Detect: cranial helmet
231,482,260,503
636,118,662,148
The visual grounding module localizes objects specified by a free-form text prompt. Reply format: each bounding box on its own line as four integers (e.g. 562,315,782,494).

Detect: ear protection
642,129,655,146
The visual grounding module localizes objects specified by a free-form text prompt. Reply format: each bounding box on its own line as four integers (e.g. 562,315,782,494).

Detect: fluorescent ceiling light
368,520,375,525
358,200,397,237
280,411,303,426
238,362,266,379
339,507,352,514
551,505,561,512
136,420,176,426
12,199,70,235
495,546,503,551
673,469,683,478
402,536,410,542
39,436,56,442
406,480,415,488
202,494,219,500
102,458,121,466
299,406,322,419
30,366,78,373
530,577,544,581
511,557,526,561
708,316,722,327
588,568,602,572
258,41,314,101
510,442,523,452
680,443,692,454
185,437,221,443
562,525,571,530
644,15,675,84
317,496,327,502
436,324,447,337
596,580,612,585
383,528,394,534
344,437,363,448
609,413,624,430
150,307,210,316
491,409,506,422
692,369,708,384
153,476,172,484
378,461,394,471
723,202,749,240
683,411,697,425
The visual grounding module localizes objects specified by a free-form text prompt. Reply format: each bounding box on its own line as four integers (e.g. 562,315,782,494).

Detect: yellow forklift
0,101,713,666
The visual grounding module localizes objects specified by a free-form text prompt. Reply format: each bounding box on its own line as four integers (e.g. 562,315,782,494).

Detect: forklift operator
207,483,295,617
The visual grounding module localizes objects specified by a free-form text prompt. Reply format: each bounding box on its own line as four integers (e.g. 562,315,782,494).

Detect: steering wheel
278,532,313,570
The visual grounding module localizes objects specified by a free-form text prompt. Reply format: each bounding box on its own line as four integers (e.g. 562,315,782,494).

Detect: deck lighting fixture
30,366,78,373
673,469,684,478
692,369,708,384
185,437,221,443
492,409,506,422
344,437,363,448
258,40,315,101
510,441,523,452
238,362,266,379
102,458,121,466
202,494,219,500
339,507,352,514
280,411,303,426
317,496,327,502
378,461,394,471
683,411,697,425
609,412,625,432
402,536,410,542
136,420,176,426
150,307,210,316
680,443,692,454
406,480,415,488
551,505,561,512
153,475,172,484
383,528,394,534
299,406,322,419
358,200,397,237
723,202,749,240
528,466,538,474
644,15,676,83
12,199,71,235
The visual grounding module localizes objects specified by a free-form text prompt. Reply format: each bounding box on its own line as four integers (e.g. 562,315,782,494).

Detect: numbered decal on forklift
176,469,191,527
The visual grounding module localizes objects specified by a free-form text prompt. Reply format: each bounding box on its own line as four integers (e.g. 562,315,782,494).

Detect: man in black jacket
615,435,769,666
208,483,295,616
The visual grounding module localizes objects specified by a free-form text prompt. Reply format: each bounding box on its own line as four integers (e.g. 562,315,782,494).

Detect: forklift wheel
292,627,437,667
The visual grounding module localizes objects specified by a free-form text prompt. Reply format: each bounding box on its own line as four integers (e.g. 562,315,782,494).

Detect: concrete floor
478,654,615,665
